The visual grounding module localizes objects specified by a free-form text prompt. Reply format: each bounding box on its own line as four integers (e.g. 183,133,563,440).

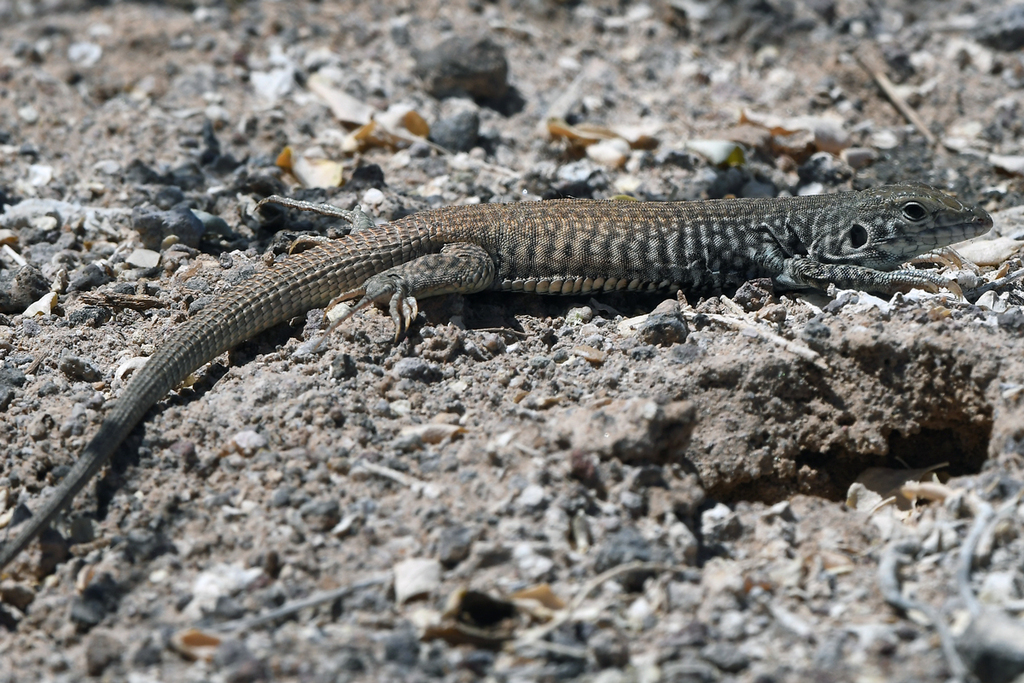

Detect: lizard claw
389,295,419,343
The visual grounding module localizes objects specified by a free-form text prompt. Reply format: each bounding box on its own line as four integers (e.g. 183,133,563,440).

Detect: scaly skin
0,184,993,570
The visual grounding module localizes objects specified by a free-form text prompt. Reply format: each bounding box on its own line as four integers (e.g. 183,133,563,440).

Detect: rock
67,263,113,292
594,527,657,572
797,151,852,186
587,138,631,168
392,357,440,382
17,105,38,124
438,525,474,567
840,147,878,169
0,265,49,314
701,503,743,544
84,632,121,676
635,307,689,347
429,109,480,152
513,543,555,581
414,36,509,100
59,355,102,382
393,558,442,604
68,41,102,66
184,563,264,621
563,399,695,463
126,248,160,269
300,499,341,531
590,629,631,668
132,207,206,249
331,353,358,380
516,484,548,513
70,573,121,627
124,529,173,562
702,642,750,672
0,580,36,610
957,610,1024,683
68,306,112,328
383,628,420,666
976,5,1024,51
213,639,270,681
92,159,120,175
228,430,268,456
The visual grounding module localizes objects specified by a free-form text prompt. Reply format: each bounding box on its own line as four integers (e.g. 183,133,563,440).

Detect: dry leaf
510,584,566,611
854,464,948,510
307,72,375,125
291,155,345,188
400,423,467,444
170,628,222,662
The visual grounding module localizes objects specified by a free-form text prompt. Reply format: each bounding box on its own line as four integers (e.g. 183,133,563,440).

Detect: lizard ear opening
848,224,868,249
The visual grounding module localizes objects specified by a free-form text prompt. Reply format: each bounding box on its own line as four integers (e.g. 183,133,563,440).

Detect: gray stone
438,525,473,567
0,265,49,313
393,357,439,382
976,5,1024,51
67,263,113,292
957,610,1024,683
701,642,750,672
300,498,341,531
636,312,689,347
797,151,852,186
590,629,631,668
414,36,509,100
132,207,206,249
85,632,122,676
429,110,480,152
59,356,102,382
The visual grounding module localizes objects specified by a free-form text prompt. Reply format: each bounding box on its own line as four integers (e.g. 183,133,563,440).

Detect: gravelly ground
1,1,1024,682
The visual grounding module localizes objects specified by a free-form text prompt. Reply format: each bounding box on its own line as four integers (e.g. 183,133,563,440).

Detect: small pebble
393,558,441,604
126,248,160,269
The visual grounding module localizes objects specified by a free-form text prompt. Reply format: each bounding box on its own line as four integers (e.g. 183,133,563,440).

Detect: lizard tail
0,229,424,570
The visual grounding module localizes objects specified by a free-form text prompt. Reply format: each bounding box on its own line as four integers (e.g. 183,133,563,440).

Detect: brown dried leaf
510,584,566,611
170,628,222,662
400,423,467,444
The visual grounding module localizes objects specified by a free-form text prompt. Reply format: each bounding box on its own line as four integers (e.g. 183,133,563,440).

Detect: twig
956,500,994,617
854,49,936,146
1,244,27,267
966,266,1024,298
210,575,390,633
878,540,969,680
682,310,826,369
359,461,432,495
24,351,49,376
513,561,682,651
957,490,1024,616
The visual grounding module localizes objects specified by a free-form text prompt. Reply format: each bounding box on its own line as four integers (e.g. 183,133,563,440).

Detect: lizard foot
319,273,421,347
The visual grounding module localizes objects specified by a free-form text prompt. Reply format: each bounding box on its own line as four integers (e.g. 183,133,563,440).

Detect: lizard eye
848,224,868,249
902,201,927,221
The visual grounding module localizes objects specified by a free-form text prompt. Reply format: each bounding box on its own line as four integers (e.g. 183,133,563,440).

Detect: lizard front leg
325,242,496,342
775,255,956,295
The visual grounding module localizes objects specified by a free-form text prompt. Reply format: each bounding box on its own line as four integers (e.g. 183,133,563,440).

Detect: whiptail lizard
0,183,993,570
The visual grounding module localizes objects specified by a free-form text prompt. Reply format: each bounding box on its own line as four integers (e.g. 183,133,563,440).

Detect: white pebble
67,41,102,67
126,248,160,269
17,105,38,124
362,188,385,207
393,558,442,604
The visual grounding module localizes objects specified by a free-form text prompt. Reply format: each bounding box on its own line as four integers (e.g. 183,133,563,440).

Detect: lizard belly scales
0,185,993,569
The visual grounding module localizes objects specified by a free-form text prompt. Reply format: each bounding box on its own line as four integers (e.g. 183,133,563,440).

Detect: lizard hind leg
324,242,496,344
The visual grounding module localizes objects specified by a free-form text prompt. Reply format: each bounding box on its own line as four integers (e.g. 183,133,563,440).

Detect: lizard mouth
884,212,994,258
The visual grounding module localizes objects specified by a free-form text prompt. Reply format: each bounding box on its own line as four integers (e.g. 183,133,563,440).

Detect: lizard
0,182,993,571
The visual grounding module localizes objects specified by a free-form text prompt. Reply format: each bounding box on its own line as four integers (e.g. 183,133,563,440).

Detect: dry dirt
1,1,1024,682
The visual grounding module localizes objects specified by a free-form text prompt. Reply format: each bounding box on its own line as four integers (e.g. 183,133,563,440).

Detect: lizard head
812,183,993,270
